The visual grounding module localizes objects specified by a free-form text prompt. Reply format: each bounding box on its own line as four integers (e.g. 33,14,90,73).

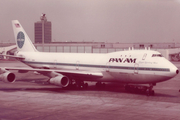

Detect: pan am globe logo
17,31,25,48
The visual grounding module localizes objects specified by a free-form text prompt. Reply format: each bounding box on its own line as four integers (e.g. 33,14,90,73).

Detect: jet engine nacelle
0,71,16,83
49,74,70,88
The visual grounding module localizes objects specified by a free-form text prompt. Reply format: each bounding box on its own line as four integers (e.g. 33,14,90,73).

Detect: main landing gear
75,81,88,89
66,80,88,89
95,82,106,88
125,84,155,96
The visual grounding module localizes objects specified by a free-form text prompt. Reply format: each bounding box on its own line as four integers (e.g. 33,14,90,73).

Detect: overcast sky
1,0,180,43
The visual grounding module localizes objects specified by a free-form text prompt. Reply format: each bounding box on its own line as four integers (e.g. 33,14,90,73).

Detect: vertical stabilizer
12,20,37,52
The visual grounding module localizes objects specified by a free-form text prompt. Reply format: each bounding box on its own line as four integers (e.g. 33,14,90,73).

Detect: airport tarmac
0,60,180,120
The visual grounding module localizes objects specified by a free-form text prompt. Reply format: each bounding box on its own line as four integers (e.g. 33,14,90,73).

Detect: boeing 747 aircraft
0,20,179,95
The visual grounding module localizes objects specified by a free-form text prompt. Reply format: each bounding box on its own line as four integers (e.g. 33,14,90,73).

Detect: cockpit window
152,54,162,57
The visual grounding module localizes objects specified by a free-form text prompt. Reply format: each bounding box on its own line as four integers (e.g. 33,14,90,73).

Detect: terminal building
34,14,52,43
1,41,180,61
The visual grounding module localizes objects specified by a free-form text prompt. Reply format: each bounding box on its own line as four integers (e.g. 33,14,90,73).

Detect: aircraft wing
4,67,103,79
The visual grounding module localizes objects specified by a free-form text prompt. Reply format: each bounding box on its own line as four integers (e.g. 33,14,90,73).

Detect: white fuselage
17,49,178,84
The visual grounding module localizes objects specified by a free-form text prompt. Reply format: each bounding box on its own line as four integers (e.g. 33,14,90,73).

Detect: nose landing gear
125,84,155,96
146,84,155,96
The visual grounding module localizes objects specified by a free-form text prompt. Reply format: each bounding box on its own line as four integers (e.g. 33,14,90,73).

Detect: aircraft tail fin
12,20,38,52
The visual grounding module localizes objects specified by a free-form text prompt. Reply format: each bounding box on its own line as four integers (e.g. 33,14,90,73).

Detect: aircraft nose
170,65,179,77
162,60,178,78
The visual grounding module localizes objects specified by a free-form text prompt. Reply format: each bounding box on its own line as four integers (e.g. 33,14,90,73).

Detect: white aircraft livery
0,20,179,95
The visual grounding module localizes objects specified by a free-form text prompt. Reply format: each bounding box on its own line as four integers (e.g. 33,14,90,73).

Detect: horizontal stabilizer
0,54,25,60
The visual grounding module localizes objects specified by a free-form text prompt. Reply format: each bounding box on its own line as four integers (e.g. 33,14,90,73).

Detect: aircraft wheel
125,85,130,91
146,89,155,96
84,83,88,89
96,82,100,87
150,90,155,96
146,89,150,96
102,83,106,88
95,82,105,89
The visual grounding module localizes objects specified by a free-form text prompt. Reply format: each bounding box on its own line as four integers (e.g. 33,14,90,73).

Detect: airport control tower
34,14,52,43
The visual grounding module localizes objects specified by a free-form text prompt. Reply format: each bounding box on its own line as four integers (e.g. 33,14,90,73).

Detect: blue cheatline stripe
22,61,170,72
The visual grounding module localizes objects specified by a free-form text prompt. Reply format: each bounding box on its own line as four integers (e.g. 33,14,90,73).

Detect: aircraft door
76,61,79,70
106,62,110,72
134,63,139,74
142,53,147,60
54,60,57,68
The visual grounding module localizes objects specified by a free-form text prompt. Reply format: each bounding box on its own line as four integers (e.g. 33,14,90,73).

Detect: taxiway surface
0,60,180,120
